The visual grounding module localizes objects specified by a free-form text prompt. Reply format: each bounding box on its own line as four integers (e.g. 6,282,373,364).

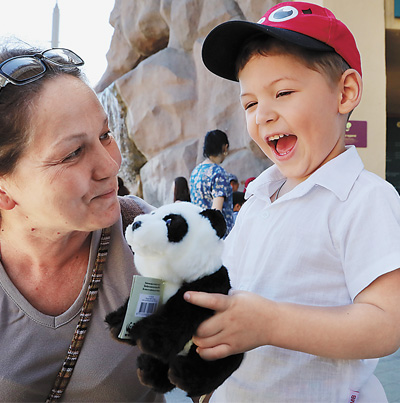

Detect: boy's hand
185,268,400,360
184,290,275,360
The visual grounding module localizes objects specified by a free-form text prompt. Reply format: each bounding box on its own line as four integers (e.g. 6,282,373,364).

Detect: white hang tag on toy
118,275,165,340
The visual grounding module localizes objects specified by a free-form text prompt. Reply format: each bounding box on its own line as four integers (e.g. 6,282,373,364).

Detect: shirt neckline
0,229,101,328
246,146,364,202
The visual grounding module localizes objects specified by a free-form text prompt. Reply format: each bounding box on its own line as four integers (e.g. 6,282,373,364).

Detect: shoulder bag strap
46,226,111,402
46,198,144,402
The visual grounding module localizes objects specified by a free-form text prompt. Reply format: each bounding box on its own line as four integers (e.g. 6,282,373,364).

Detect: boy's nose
256,106,278,125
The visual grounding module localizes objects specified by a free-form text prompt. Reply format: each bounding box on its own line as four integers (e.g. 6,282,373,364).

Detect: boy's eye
277,91,293,98
244,101,257,111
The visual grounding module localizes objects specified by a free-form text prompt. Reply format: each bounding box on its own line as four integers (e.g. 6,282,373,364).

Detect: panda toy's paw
105,299,134,343
168,344,244,398
136,354,175,394
167,345,214,398
132,320,179,361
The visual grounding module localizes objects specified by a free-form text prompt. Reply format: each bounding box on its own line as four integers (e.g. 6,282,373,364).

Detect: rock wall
96,0,276,207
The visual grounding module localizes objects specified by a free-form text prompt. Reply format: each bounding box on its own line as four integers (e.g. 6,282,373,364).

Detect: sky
0,0,115,87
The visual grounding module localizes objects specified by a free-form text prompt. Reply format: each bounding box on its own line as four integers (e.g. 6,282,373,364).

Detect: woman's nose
92,141,121,180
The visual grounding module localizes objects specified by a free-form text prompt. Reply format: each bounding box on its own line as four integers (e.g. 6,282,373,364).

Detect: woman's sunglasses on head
0,48,84,89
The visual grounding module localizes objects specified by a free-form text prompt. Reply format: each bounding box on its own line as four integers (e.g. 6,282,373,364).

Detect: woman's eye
100,131,113,142
62,147,82,162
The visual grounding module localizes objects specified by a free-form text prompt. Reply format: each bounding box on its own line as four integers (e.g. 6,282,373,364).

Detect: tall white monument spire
51,0,60,48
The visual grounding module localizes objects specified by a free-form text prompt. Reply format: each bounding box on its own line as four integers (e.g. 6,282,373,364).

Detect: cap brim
202,20,333,82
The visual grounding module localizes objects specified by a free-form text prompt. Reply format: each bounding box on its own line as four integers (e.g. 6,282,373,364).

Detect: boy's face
239,53,347,186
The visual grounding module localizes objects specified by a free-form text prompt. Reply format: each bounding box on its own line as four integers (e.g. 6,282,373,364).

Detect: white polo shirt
213,146,400,403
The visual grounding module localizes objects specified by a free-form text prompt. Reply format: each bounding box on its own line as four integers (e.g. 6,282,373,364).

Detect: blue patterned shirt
189,163,234,236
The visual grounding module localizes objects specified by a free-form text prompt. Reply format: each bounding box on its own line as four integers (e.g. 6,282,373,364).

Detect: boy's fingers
184,291,229,311
196,344,231,361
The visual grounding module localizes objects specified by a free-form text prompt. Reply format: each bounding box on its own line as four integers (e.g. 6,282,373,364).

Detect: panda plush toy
105,202,244,398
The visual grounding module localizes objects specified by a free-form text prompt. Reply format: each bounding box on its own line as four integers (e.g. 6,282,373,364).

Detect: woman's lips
93,188,117,200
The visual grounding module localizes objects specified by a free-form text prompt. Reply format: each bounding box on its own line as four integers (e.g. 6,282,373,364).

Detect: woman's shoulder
118,196,155,234
203,163,226,175
212,165,231,182
119,195,154,215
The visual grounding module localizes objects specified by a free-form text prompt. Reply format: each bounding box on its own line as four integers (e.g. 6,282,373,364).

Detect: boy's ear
338,69,363,115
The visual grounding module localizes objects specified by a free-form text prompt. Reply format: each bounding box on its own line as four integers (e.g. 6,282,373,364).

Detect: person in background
232,191,245,224
173,176,191,202
229,174,239,192
184,2,400,402
243,176,255,195
190,129,234,236
0,45,163,402
118,176,130,196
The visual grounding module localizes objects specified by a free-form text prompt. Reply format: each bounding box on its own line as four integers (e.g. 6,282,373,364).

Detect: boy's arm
184,268,400,360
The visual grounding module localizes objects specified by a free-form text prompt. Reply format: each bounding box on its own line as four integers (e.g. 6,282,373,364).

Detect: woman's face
3,75,122,234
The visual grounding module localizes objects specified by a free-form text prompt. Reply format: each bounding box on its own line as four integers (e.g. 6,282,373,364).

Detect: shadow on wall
97,0,275,207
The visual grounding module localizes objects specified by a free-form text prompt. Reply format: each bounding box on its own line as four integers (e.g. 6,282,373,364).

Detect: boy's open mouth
267,134,297,156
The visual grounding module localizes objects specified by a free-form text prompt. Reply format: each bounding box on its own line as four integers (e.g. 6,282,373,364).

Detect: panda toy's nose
131,221,142,231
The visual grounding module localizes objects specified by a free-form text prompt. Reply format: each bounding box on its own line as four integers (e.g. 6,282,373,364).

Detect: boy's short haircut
235,34,350,85
233,191,245,207
202,1,361,82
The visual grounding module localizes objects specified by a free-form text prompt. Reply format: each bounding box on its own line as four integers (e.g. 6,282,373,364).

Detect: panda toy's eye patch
163,213,188,243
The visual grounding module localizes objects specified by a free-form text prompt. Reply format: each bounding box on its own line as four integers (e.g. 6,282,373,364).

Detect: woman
173,176,191,202
189,130,234,236
0,46,163,402
118,175,130,196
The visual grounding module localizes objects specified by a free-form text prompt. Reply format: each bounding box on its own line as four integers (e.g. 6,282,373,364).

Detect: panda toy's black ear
200,209,226,239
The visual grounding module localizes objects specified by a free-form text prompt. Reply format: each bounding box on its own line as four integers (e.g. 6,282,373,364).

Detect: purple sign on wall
345,120,367,148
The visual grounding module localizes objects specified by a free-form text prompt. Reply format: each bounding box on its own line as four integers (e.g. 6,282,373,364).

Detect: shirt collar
246,146,364,202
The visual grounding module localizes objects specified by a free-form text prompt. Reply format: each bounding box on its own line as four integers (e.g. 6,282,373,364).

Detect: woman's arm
211,196,224,211
184,268,400,360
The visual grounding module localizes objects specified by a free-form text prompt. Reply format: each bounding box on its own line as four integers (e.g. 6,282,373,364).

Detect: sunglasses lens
42,48,84,66
1,57,45,83
0,48,84,89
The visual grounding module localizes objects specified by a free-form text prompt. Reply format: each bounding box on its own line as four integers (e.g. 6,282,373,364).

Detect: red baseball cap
202,2,362,81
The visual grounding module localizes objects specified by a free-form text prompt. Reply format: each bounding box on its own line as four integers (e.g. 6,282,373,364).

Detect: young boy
184,2,400,402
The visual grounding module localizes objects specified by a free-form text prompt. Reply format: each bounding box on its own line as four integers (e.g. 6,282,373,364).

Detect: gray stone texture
96,0,276,206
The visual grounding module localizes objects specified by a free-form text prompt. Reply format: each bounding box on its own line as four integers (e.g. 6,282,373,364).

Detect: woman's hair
235,35,350,86
202,129,229,158
0,46,86,176
173,176,191,202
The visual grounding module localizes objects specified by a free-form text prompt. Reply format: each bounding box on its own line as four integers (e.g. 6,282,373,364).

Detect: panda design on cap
106,202,244,398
